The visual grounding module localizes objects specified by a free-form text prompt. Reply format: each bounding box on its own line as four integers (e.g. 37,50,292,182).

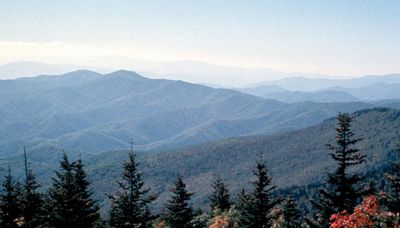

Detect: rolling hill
244,74,400,92
2,107,400,213
0,70,379,156
254,90,359,103
239,76,400,102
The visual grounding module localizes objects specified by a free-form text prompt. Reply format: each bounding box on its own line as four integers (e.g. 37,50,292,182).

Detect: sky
0,0,399,77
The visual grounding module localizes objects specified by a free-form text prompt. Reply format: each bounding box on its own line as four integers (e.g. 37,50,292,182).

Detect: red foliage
330,195,400,228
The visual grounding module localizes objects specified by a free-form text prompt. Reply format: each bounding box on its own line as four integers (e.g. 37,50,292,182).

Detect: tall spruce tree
109,145,155,228
385,143,400,213
48,153,99,227
239,161,281,228
209,176,231,213
0,167,22,228
309,113,367,227
21,147,45,228
282,197,302,228
72,158,100,226
236,188,248,213
48,153,76,227
164,177,194,228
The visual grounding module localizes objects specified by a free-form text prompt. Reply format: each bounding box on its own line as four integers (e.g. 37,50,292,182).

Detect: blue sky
0,0,399,76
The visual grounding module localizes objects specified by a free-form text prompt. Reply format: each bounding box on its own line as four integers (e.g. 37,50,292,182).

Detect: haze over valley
2,69,400,156
1,1,400,227
1,68,400,212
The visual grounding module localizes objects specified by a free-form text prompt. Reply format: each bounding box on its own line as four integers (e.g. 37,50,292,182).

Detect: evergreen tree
48,153,99,227
48,153,76,227
72,158,100,227
239,161,281,228
21,147,45,228
0,167,22,228
282,197,302,228
385,143,400,213
310,113,367,227
209,176,231,213
109,146,155,228
164,177,194,228
236,188,249,213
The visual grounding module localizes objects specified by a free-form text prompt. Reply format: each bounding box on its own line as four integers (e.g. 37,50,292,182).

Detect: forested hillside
0,70,382,155
2,108,399,215
2,71,400,226
93,108,400,208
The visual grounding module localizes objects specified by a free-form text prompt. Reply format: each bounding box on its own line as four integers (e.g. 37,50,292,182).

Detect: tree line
1,113,400,227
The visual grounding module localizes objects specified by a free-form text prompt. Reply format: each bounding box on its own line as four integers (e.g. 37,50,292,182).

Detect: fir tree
239,161,281,228
48,153,99,227
48,153,75,227
0,167,23,228
164,177,194,228
109,145,155,228
282,197,302,228
209,176,231,213
385,143,400,213
309,113,367,227
71,158,100,227
21,147,45,228
236,188,248,211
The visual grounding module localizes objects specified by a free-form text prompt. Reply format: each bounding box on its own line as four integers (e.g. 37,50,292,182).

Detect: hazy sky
0,0,399,76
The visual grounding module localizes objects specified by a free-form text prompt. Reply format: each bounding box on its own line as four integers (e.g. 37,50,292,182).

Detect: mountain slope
259,90,359,103
237,78,400,103
246,74,400,91
2,108,399,212
238,84,287,97
0,61,110,79
0,70,287,155
331,83,400,101
2,70,384,155
121,108,400,206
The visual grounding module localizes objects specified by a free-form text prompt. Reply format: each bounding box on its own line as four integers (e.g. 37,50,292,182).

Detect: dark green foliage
164,177,194,228
0,168,22,228
238,161,281,228
2,108,399,213
385,143,400,213
109,149,155,228
48,153,99,227
310,113,368,227
0,107,399,218
209,176,231,212
48,153,76,227
72,158,100,226
20,147,45,228
236,188,248,212
282,197,302,228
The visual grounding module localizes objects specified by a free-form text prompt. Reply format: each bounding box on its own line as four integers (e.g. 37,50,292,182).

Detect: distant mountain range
2,70,394,156
244,74,400,91
0,60,332,87
0,61,111,79
238,74,400,102
2,68,400,213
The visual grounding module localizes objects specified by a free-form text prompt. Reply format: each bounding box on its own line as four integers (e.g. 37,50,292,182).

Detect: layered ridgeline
0,70,382,156
2,108,400,212
238,74,400,102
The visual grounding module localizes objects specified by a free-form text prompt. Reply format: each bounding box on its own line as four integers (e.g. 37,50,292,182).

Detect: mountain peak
105,70,147,81
62,69,101,76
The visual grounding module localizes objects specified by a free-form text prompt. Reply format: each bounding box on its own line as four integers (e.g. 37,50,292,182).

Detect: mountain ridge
0,70,397,156
2,107,399,212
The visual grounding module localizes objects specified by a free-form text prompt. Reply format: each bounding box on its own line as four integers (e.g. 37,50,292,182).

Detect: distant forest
1,113,400,228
